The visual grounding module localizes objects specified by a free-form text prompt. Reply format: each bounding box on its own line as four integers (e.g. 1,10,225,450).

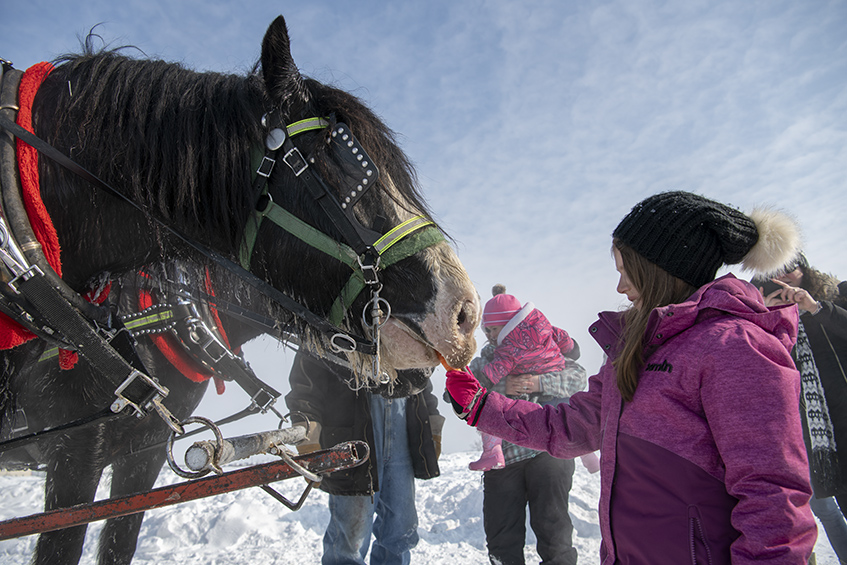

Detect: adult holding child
446,191,816,563
467,285,595,565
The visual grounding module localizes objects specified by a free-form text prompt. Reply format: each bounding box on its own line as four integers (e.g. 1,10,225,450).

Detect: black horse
0,16,479,565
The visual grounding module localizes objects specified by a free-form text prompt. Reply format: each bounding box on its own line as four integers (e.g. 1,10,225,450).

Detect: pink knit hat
482,284,522,327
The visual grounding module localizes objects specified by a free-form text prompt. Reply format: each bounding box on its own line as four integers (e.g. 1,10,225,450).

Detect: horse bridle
241,109,444,378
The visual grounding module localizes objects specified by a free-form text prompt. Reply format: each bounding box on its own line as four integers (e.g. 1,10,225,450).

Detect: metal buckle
250,389,278,413
0,215,43,292
11,408,28,435
179,301,233,364
257,156,276,178
357,254,381,285
191,324,230,363
283,147,309,176
6,264,44,293
110,369,169,418
330,333,357,353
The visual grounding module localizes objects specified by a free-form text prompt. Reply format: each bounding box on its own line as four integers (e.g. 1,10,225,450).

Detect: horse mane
27,33,441,354
34,37,435,262
36,46,266,254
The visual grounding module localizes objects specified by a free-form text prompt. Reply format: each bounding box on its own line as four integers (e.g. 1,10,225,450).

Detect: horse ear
261,16,309,109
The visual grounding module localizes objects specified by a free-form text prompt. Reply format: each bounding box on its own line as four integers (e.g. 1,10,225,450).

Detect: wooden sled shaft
0,440,367,541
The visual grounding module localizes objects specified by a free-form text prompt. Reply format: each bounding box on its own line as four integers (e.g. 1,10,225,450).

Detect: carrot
436,351,457,372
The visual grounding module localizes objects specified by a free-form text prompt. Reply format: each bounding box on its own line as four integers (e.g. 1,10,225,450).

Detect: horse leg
95,445,170,565
33,454,105,565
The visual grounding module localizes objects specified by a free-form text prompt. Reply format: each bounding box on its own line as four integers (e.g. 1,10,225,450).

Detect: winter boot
469,434,505,471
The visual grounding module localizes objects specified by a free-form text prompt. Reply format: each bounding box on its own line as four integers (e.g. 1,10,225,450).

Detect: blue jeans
322,395,419,565
810,496,847,561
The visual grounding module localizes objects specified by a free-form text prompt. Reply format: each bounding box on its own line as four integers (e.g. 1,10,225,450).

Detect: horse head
28,16,478,392
244,16,480,385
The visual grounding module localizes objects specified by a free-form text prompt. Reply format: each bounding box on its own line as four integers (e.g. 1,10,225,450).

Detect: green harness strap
241,117,332,268
244,192,360,271
244,193,442,325
329,222,443,325
240,117,445,327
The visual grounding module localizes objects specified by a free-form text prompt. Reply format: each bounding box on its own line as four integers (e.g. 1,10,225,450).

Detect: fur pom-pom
741,207,802,276
492,284,506,297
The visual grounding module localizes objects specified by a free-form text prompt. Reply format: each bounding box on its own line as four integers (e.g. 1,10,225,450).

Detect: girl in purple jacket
447,191,817,564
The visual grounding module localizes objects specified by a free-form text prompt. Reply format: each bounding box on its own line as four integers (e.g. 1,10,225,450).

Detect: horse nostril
455,301,477,336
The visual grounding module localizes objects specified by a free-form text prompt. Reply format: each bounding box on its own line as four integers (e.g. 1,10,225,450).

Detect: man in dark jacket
285,350,443,564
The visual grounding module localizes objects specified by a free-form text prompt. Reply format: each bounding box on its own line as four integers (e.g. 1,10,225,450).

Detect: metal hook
330,333,357,353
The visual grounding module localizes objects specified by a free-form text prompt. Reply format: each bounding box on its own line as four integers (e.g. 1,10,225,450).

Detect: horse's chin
379,318,476,371
378,319,439,368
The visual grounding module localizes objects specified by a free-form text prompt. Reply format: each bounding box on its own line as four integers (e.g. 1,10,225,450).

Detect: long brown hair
613,240,697,401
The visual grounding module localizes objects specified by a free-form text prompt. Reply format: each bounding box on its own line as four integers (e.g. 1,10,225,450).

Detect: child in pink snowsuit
469,286,600,473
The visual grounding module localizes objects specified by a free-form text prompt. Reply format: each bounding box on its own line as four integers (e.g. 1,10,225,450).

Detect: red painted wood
0,442,366,540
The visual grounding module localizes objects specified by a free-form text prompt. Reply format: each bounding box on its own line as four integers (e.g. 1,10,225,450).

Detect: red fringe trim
0,62,58,350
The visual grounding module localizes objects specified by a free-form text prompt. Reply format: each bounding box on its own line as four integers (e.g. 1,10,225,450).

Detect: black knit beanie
613,191,760,288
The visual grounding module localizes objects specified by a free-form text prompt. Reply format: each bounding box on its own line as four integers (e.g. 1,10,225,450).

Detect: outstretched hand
445,369,488,425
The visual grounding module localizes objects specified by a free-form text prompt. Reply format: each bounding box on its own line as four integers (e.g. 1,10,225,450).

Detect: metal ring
165,416,224,479
362,296,391,329
278,410,308,430
330,333,357,353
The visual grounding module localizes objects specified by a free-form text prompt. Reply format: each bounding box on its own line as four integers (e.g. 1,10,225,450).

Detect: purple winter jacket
475,275,816,564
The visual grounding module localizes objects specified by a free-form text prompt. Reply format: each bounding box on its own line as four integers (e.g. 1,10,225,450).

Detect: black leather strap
0,114,377,355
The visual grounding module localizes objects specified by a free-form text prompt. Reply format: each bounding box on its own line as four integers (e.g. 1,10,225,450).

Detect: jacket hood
646,273,798,353
497,301,535,346
590,274,799,359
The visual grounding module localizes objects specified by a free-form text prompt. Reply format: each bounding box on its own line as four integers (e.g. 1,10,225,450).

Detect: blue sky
3,0,846,452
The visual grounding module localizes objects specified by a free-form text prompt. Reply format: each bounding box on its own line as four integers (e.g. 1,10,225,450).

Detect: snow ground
0,451,838,564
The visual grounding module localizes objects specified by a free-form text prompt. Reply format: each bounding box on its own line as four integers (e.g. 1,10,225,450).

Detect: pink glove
445,369,488,425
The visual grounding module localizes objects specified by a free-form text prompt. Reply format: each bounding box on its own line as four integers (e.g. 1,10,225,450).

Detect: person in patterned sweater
468,284,598,473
